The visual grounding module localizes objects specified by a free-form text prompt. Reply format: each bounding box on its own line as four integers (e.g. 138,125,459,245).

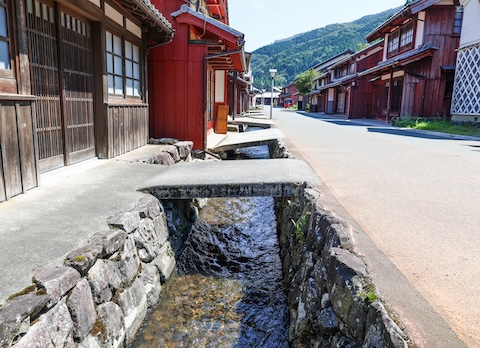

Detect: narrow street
271,108,480,347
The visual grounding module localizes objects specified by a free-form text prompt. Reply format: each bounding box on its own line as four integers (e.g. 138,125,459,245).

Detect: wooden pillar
386,67,394,122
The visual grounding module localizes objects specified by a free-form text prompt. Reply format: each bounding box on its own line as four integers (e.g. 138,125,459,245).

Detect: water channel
131,144,290,347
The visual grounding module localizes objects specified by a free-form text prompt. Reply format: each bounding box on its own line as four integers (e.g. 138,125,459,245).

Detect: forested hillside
251,7,401,89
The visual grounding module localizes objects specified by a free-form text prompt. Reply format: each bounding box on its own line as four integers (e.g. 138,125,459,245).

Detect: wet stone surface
132,189,289,347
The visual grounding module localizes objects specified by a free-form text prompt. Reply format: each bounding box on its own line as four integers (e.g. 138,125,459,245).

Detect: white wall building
451,0,480,121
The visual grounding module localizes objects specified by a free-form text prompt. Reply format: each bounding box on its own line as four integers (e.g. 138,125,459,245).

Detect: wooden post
386,67,394,122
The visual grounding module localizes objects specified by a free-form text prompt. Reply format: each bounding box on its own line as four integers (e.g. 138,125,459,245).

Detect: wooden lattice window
106,31,141,97
387,21,414,58
387,31,399,56
0,0,10,70
400,22,414,49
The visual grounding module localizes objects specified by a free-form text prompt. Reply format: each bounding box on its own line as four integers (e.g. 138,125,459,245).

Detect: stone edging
0,195,174,348
275,188,409,347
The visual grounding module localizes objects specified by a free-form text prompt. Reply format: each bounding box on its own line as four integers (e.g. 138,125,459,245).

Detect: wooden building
278,82,299,108
307,50,353,114
148,0,246,150
360,0,461,121
229,52,253,116
348,41,385,118
0,0,173,202
451,0,480,122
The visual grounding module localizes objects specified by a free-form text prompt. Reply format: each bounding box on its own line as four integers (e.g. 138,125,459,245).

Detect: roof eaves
132,0,175,35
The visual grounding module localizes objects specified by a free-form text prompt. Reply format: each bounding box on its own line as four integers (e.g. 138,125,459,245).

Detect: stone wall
0,195,174,348
275,188,409,348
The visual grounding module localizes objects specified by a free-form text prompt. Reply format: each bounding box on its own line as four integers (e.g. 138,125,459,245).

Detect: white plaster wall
415,11,426,48
459,0,480,48
215,71,225,103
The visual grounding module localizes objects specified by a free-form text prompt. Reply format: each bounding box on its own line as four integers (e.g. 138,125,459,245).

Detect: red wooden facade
361,0,461,120
0,0,173,202
278,82,299,108
349,41,384,118
148,0,246,150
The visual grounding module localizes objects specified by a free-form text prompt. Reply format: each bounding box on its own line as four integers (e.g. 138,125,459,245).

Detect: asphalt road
271,108,479,347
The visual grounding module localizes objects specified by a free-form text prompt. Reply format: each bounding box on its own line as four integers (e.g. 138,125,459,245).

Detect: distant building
278,82,299,108
307,50,354,113
451,0,480,122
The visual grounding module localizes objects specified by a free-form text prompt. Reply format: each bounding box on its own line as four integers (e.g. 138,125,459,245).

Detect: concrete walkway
0,146,169,303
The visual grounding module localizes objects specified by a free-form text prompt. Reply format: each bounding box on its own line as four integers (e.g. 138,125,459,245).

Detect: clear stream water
131,144,290,348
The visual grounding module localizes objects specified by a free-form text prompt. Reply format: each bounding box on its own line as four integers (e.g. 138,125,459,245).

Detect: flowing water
131,144,290,348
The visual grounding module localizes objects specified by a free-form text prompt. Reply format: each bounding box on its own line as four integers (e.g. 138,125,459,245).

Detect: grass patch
395,118,480,137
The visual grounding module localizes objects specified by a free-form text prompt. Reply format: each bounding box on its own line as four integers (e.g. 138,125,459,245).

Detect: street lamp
269,69,277,119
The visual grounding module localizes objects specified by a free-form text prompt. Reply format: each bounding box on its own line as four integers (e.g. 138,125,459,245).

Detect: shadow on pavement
367,127,480,141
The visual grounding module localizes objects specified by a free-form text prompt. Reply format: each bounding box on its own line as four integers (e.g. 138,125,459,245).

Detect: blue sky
229,0,406,52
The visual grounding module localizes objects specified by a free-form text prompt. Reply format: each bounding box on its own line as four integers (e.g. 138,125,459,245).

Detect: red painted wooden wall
149,0,208,150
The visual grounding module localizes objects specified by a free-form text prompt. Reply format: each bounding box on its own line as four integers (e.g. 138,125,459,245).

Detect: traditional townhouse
451,0,480,122
348,40,385,118
0,0,173,202
229,52,253,117
278,82,299,108
307,50,353,113
148,0,246,150
360,0,461,121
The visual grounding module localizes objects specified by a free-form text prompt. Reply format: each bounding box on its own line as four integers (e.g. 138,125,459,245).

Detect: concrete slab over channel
228,116,274,129
210,128,285,153
140,159,320,199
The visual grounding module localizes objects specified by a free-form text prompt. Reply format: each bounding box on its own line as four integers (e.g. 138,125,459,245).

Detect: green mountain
251,7,401,89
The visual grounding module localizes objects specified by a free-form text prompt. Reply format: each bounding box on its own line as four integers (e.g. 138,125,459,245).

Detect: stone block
140,263,161,308
66,279,97,342
134,195,162,219
133,218,160,263
64,244,103,275
303,277,321,316
115,277,147,345
0,293,50,347
175,141,193,160
115,236,141,286
162,145,181,162
77,335,101,348
153,138,178,145
13,300,75,348
33,267,81,304
96,302,125,348
88,230,127,257
363,301,407,348
152,152,175,166
107,212,140,234
323,247,368,341
153,214,170,247
312,306,340,335
88,259,123,304
152,242,175,283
